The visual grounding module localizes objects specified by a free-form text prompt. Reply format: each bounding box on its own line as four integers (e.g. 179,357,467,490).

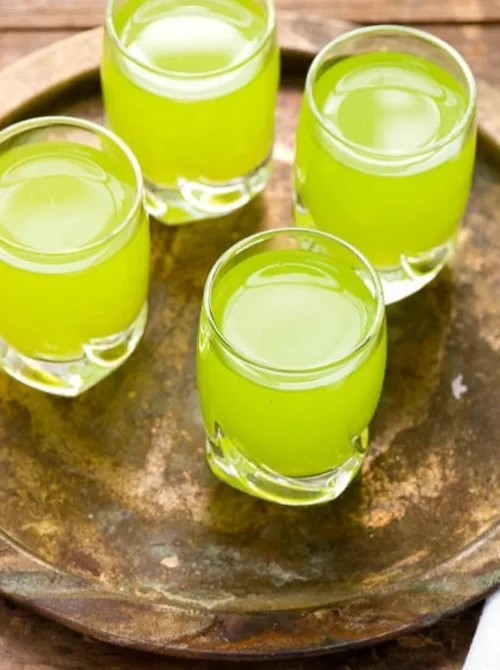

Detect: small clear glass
294,26,477,304
102,0,280,225
197,228,387,506
0,116,150,397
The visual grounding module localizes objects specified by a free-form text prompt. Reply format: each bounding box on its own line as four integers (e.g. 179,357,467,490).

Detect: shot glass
102,0,280,225
294,26,477,304
197,228,387,506
0,116,150,397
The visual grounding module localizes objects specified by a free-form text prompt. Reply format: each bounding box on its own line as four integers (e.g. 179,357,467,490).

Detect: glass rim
203,227,386,376
105,0,277,81
0,115,144,258
305,24,478,164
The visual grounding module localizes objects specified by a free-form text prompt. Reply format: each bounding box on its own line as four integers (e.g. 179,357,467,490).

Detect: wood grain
1,0,500,28
278,0,500,23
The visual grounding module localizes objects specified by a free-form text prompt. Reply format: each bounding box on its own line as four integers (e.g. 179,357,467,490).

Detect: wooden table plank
1,0,500,29
279,0,500,23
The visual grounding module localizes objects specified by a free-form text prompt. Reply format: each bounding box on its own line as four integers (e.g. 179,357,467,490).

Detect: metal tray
0,15,500,659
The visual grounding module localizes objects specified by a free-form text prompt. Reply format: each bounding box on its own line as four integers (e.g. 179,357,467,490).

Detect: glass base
292,198,457,304
145,157,272,225
379,236,458,304
206,428,368,506
0,304,148,397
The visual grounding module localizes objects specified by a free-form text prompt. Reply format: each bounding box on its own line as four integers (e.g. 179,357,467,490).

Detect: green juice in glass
102,0,279,222
0,141,149,363
295,48,476,301
198,241,387,505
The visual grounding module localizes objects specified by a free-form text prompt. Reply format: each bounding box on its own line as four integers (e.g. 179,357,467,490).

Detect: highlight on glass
294,25,477,304
102,0,280,225
0,116,150,397
197,228,387,506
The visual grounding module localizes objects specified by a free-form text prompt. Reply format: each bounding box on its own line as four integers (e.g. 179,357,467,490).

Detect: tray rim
0,17,500,659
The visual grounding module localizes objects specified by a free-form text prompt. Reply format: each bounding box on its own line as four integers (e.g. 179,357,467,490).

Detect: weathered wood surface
1,0,500,27
0,3,499,669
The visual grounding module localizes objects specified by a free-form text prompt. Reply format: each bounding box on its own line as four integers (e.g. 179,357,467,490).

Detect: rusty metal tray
0,14,500,659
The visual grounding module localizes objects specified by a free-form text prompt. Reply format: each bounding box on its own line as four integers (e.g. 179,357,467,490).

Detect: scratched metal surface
0,42,499,657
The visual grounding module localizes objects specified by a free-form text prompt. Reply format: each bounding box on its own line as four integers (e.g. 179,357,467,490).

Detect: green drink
294,27,477,303
102,0,279,224
0,117,150,397
197,229,386,506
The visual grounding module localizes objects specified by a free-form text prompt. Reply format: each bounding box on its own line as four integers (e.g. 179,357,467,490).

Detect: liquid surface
212,250,376,370
120,0,267,74
0,141,149,360
315,52,467,154
295,51,476,269
0,142,134,253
